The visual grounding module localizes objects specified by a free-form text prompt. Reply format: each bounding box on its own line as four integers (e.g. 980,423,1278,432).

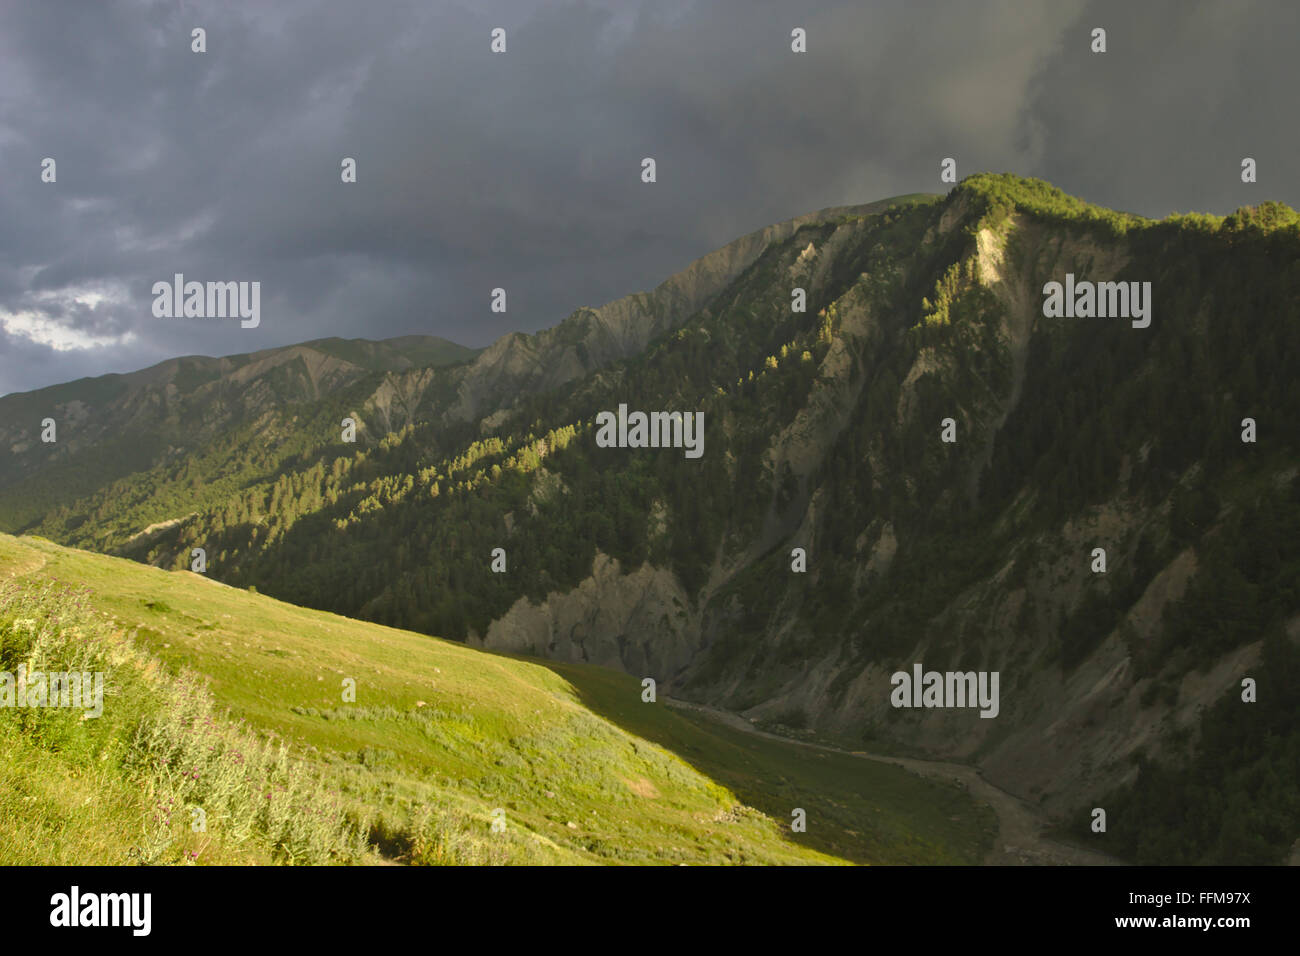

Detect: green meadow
0,533,993,865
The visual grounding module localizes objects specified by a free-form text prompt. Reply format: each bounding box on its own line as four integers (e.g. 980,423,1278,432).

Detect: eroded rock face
470,552,700,679
446,201,896,426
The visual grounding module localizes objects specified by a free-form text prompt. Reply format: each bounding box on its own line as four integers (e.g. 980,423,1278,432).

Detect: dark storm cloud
0,0,1295,395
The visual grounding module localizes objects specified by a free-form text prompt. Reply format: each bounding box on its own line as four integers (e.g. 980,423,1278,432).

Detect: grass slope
0,533,992,865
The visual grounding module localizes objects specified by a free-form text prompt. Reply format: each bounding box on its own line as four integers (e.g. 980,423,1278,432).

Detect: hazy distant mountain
0,335,478,534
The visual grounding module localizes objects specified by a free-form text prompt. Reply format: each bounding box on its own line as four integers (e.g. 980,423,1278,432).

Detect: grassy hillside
0,533,993,865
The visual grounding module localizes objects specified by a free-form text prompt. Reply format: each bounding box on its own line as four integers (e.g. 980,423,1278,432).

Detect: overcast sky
0,0,1295,396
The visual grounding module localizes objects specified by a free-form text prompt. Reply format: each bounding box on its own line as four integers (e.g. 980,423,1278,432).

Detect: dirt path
665,696,1121,866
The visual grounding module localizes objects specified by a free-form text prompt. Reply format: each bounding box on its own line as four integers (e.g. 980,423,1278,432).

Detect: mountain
0,335,479,537
2,174,1298,864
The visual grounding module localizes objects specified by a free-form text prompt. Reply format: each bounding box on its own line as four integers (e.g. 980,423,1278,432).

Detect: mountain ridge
3,174,1298,863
